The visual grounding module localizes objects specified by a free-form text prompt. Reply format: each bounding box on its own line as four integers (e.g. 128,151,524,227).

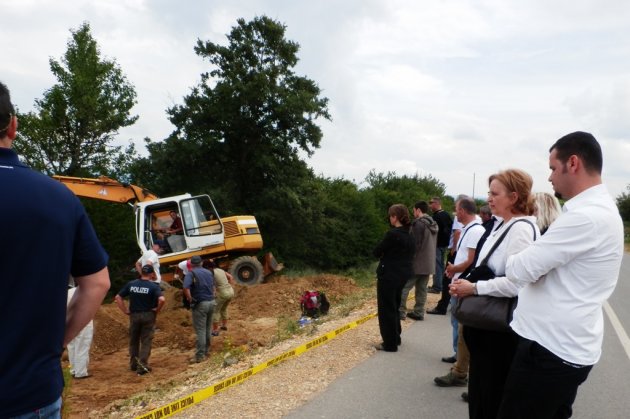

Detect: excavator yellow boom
52,175,159,204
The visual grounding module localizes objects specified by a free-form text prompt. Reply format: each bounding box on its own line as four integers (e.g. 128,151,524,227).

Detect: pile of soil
65,274,362,418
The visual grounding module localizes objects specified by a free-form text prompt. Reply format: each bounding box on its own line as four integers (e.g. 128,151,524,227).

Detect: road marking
603,301,630,360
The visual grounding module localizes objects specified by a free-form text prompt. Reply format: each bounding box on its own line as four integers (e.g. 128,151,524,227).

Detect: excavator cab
53,175,280,285
136,194,224,256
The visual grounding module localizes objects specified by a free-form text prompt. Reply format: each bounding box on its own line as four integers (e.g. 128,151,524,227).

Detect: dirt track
64,274,363,417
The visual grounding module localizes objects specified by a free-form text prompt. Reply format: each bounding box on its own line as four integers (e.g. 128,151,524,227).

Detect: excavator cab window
138,195,223,256
143,207,182,254
180,196,221,237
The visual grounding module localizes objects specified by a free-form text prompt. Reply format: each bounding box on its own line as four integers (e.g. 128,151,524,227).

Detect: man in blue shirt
183,256,216,362
0,81,110,418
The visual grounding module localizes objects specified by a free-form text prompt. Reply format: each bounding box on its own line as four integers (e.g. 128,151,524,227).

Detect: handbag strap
478,219,537,266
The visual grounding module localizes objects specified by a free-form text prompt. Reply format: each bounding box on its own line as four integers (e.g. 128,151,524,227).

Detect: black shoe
428,287,441,294
462,392,469,403
136,364,152,375
407,312,424,321
374,343,398,352
441,355,457,363
427,308,447,315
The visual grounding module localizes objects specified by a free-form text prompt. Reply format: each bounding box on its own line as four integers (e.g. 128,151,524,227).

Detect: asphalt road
286,254,630,419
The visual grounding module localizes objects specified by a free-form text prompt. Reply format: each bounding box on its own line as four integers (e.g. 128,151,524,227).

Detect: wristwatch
472,283,478,295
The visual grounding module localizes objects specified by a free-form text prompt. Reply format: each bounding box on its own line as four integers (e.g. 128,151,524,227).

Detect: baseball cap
141,265,155,274
191,255,203,265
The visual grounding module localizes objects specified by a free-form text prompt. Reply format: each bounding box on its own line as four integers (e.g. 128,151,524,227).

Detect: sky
2,0,630,200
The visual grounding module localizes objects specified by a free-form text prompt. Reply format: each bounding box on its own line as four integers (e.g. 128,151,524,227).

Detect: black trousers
129,311,156,369
435,252,455,312
376,276,405,351
464,326,518,419
497,336,593,419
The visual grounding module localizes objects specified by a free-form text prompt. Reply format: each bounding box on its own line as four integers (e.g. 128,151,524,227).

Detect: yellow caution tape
136,312,378,419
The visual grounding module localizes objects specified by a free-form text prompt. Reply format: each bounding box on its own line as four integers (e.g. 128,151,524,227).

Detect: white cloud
2,0,629,199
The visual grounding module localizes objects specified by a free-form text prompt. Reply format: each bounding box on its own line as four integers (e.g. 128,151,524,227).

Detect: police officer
115,265,165,374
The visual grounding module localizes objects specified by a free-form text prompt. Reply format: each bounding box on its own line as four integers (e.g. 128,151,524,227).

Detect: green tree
364,171,447,219
617,185,630,222
15,22,138,176
157,15,330,213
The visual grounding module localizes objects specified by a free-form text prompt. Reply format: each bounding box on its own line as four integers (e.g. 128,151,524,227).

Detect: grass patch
273,315,303,344
333,288,375,317
62,367,72,417
335,263,378,288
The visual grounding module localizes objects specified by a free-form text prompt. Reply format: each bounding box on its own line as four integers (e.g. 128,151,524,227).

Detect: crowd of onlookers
373,131,624,418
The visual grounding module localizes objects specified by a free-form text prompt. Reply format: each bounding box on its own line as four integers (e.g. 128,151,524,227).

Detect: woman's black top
373,225,415,281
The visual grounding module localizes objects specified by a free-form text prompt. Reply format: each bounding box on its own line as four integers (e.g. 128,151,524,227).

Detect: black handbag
452,219,536,332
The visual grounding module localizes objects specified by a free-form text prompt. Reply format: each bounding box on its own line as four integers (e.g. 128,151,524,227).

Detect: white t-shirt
448,216,463,249
178,260,191,275
138,249,161,282
452,221,484,280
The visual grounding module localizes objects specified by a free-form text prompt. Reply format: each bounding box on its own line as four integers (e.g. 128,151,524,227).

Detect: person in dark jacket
400,201,439,321
373,204,415,352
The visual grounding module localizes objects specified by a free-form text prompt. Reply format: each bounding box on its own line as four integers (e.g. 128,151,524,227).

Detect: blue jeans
192,299,216,360
11,397,61,419
450,296,458,354
433,247,446,291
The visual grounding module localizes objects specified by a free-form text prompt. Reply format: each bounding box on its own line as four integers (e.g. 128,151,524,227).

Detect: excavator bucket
263,252,283,277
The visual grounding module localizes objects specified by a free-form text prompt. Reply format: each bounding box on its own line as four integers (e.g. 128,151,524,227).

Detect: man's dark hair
456,195,477,215
0,81,15,138
550,131,602,175
415,201,430,214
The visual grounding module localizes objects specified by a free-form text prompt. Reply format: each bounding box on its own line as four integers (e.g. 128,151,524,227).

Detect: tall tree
15,22,138,176
163,15,330,213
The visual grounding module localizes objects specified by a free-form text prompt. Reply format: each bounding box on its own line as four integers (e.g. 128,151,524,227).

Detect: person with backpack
183,255,216,363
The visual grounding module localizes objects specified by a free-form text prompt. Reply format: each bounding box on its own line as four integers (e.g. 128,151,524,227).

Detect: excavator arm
53,175,159,204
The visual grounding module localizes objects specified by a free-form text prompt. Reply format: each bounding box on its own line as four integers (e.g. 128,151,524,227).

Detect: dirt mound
68,274,362,417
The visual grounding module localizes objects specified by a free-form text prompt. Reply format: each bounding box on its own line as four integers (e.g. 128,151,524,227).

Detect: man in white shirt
434,196,485,387
499,132,624,418
136,244,162,283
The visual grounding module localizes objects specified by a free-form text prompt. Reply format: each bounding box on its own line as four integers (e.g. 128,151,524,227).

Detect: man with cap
115,265,165,374
183,255,216,363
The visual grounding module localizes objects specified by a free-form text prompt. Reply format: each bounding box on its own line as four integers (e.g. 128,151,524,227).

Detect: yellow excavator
53,175,281,285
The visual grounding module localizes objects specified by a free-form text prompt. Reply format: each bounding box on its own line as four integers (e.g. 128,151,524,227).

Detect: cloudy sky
3,0,630,199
